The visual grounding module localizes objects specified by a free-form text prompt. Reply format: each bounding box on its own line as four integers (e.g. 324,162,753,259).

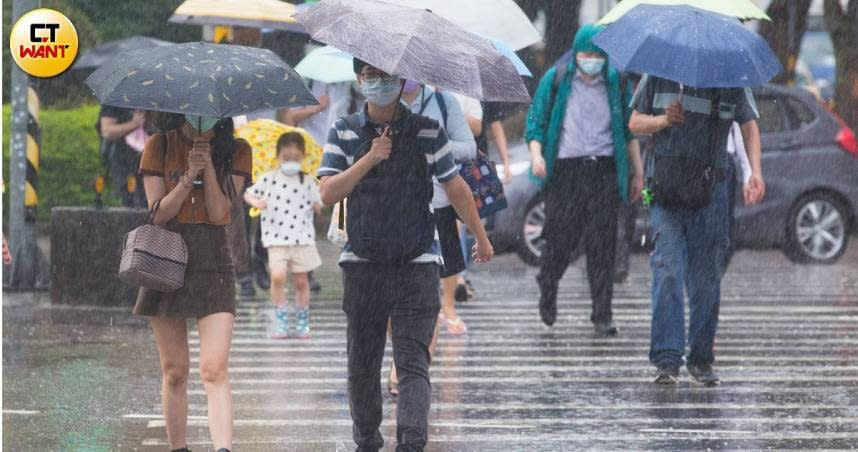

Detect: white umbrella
294,46,356,84
382,0,542,51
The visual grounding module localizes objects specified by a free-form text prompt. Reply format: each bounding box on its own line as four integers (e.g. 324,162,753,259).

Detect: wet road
4,242,858,451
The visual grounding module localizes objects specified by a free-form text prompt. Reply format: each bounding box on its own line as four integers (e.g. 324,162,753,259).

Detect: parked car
488,84,858,265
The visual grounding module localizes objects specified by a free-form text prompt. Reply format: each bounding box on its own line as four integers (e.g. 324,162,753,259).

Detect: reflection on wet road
4,244,858,450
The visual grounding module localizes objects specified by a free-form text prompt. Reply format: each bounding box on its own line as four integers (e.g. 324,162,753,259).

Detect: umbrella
169,0,301,31
489,39,531,77
235,119,323,218
72,36,173,71
294,46,356,84
592,5,781,88
381,0,541,51
85,42,317,118
596,0,770,25
296,0,530,103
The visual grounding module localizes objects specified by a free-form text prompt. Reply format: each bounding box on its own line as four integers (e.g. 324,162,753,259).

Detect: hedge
3,103,123,225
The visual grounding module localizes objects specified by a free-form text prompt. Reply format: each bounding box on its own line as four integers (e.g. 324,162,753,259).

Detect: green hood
571,23,607,58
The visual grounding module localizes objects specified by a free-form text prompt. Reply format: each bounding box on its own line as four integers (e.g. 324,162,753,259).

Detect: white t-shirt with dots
249,168,321,248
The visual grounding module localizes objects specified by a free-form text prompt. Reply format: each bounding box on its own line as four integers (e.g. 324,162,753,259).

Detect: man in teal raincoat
525,24,644,336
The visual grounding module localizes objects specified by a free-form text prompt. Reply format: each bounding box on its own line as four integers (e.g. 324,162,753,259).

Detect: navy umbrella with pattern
85,42,318,118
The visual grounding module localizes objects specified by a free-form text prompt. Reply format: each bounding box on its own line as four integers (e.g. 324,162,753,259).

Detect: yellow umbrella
169,0,300,30
596,0,770,25
235,119,323,217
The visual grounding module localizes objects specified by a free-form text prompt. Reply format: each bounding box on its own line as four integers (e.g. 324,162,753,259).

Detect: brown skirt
133,222,236,318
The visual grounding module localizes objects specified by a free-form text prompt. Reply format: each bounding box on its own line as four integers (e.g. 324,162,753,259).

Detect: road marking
2,410,40,415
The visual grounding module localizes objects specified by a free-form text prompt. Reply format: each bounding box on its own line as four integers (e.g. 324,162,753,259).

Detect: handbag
459,150,508,218
118,200,188,292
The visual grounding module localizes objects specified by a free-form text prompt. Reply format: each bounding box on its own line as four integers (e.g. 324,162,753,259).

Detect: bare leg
270,268,288,307
197,312,235,450
150,317,190,450
387,318,398,394
292,272,310,309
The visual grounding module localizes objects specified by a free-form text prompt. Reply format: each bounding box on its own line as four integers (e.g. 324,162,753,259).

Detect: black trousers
342,263,440,452
537,157,619,324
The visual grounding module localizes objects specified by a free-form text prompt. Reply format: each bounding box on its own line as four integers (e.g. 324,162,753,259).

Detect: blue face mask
577,57,605,76
361,77,402,106
185,114,220,132
280,161,301,176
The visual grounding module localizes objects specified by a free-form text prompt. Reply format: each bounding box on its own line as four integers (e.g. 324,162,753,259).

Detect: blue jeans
649,181,730,368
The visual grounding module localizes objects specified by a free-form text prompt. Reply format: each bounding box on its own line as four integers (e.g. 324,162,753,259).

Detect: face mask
361,77,402,106
185,114,220,132
577,57,605,76
402,79,422,94
280,161,302,176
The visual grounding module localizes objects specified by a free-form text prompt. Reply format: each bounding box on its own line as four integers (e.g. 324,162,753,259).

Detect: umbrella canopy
597,0,769,25
169,0,300,31
85,42,317,118
489,39,532,77
73,36,173,71
381,0,541,51
294,46,356,84
296,0,530,103
592,5,781,88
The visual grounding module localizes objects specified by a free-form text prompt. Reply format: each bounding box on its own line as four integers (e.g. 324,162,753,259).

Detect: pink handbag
118,201,187,292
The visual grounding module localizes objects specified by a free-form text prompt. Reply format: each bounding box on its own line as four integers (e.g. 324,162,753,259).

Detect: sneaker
687,363,720,386
237,274,256,298
271,306,289,339
654,364,680,385
593,321,619,337
295,308,311,339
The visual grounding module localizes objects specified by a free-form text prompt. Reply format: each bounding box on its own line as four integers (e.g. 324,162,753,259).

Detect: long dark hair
147,112,237,198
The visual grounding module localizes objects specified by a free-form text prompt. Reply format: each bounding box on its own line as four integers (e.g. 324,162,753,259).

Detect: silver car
488,84,858,265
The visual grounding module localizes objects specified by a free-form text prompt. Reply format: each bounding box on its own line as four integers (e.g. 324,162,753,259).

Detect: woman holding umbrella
86,41,317,452
136,113,251,452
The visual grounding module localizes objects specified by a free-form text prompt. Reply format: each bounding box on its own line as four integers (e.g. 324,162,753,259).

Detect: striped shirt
317,104,458,265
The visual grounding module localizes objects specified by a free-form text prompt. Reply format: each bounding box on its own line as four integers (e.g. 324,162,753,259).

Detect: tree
514,0,583,89
824,0,858,132
759,0,813,85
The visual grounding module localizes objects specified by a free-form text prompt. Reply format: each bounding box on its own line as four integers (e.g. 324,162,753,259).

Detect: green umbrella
596,0,770,25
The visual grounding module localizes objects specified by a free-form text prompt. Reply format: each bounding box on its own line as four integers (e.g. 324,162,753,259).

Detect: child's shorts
268,245,322,273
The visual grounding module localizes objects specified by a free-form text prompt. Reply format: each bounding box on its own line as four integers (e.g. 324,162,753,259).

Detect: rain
2,0,858,451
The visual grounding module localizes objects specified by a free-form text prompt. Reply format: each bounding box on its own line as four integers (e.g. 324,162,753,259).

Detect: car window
755,96,789,134
785,97,816,129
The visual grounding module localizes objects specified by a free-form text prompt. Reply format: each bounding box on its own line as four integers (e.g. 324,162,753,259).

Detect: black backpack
343,112,437,264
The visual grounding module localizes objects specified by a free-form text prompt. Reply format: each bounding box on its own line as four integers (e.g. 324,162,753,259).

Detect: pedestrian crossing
127,249,858,451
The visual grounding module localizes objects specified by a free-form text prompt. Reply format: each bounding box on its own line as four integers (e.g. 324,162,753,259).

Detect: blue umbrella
592,4,781,88
489,38,531,77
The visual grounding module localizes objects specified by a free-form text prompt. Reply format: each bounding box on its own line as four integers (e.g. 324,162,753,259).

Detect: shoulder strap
433,92,448,130
552,64,568,90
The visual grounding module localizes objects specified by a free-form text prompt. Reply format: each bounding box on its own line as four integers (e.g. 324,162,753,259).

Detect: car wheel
785,192,850,264
516,196,546,266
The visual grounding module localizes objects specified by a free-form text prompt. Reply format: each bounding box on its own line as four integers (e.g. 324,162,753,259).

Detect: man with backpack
525,24,644,336
317,59,493,452
629,74,764,385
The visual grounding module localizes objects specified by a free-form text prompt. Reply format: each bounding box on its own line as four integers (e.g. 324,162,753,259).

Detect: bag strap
434,92,448,130
148,199,162,225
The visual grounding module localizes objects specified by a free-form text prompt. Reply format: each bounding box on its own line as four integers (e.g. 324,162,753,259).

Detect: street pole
6,0,49,290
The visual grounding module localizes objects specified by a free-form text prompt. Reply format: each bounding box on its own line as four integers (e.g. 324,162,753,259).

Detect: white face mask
361,77,402,106
577,57,606,76
280,161,301,176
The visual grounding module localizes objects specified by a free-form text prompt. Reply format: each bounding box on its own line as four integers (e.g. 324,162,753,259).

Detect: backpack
342,112,436,264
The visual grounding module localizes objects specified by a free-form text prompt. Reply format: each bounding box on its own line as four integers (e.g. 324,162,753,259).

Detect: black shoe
538,290,557,326
255,267,270,290
613,270,629,284
215,449,231,452
454,283,469,302
593,321,619,337
238,274,256,298
654,364,680,385
170,448,191,452
687,363,720,386
309,272,321,293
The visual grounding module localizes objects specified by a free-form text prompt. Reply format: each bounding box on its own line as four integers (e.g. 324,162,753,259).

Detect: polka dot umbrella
235,119,323,217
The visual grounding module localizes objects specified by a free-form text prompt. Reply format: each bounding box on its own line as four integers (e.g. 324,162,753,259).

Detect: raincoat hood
571,24,607,59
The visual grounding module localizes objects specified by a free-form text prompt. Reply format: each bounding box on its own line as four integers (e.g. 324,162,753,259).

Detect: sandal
439,312,467,335
387,364,399,397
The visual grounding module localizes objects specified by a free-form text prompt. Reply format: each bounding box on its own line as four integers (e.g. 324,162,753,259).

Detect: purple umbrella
295,0,530,103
